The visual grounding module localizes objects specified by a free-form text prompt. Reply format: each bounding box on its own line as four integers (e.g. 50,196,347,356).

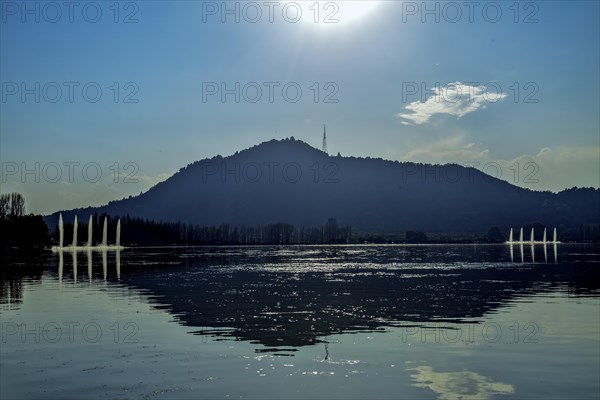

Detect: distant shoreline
45,241,600,250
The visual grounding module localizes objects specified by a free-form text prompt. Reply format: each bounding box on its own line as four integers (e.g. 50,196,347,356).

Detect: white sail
509,228,513,243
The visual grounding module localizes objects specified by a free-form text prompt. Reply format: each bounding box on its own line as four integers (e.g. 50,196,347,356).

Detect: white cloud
398,82,508,125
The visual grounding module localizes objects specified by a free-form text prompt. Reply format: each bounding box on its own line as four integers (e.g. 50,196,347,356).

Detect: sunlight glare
295,1,381,26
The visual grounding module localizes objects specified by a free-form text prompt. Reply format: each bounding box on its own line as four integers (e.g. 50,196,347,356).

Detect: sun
334,1,381,23
291,1,381,26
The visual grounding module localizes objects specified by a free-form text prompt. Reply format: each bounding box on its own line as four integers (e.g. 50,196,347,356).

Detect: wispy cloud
398,82,508,125
495,146,600,190
401,134,600,191
2,171,174,215
403,134,490,162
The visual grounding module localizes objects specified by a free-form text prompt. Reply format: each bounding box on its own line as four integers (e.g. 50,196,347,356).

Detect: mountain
47,138,600,235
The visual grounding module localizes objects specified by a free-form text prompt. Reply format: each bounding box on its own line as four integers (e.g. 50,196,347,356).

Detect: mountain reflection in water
2,245,599,350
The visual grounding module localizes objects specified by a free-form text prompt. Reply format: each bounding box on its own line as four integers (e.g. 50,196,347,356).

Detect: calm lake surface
1,244,599,399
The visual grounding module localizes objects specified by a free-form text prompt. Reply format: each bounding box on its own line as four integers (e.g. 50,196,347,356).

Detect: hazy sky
1,1,599,214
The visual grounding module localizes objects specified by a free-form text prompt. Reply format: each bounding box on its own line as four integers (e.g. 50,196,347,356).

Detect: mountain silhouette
47,138,600,235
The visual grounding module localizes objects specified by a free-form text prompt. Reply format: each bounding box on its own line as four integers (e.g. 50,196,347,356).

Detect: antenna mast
322,125,328,154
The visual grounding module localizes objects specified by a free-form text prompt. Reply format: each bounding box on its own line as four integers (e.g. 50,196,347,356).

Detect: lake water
1,244,599,399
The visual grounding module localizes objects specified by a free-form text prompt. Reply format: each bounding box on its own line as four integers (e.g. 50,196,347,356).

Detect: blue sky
1,1,599,214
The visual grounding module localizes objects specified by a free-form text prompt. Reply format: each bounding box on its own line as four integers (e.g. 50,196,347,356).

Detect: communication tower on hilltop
322,125,328,154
